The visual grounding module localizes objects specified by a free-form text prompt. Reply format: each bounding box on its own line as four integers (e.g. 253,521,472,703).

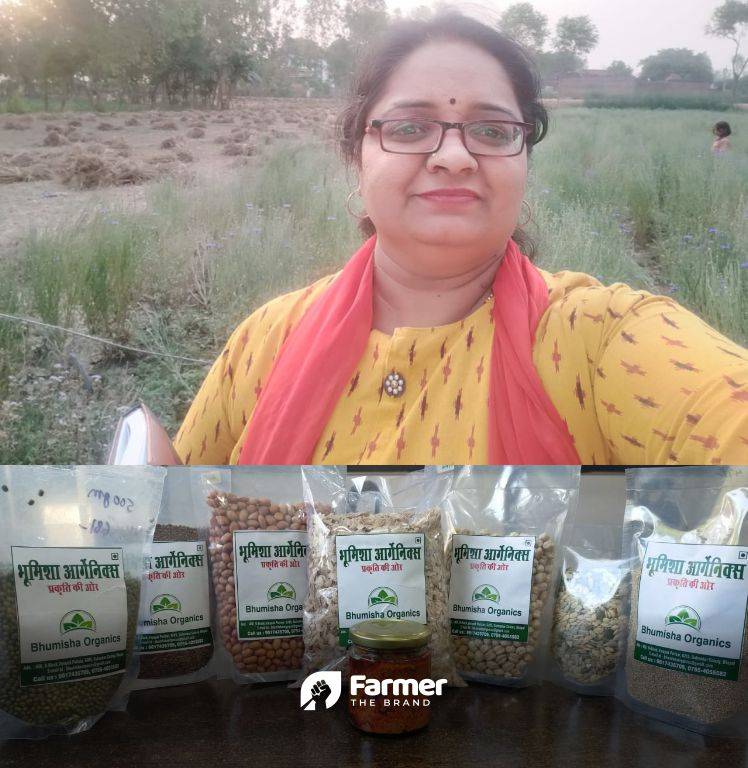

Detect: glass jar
347,619,432,734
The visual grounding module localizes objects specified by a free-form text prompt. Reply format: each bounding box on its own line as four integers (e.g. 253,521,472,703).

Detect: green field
1,107,746,463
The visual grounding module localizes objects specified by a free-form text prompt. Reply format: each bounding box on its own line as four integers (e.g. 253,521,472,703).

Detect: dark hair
337,13,548,257
713,121,731,137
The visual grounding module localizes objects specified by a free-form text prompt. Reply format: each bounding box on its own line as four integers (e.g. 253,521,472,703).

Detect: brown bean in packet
132,467,217,690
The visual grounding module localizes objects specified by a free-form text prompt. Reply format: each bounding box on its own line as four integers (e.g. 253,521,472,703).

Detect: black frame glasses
368,118,534,157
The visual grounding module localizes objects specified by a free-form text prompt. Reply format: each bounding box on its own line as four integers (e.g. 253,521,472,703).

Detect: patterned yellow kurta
174,269,748,465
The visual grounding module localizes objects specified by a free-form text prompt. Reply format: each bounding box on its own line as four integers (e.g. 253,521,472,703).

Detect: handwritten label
86,488,135,514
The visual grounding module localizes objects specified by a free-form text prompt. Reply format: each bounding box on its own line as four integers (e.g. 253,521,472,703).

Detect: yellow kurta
174,269,748,465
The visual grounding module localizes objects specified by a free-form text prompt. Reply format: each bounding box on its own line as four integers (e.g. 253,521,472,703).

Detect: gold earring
346,188,367,220
519,200,533,227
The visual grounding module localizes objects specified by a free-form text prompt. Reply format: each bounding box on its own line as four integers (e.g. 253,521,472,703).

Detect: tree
607,60,633,77
498,3,548,52
204,0,271,108
639,48,713,82
344,0,389,57
262,36,328,95
304,0,345,47
324,36,354,91
535,50,585,82
553,15,598,58
707,0,748,100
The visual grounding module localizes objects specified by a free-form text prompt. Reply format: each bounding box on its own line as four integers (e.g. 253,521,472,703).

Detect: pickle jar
347,619,433,734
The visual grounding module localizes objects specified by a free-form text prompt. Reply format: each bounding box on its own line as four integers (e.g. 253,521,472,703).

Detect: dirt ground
0,97,339,258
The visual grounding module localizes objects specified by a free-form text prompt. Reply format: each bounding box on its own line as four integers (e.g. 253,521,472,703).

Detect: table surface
1,680,746,768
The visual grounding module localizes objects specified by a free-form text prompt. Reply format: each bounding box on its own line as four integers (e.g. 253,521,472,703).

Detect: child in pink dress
712,121,732,155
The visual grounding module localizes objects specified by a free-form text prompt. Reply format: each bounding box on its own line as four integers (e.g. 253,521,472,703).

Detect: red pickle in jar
347,620,434,735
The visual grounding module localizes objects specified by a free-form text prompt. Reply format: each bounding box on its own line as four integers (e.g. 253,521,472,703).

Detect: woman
174,14,748,466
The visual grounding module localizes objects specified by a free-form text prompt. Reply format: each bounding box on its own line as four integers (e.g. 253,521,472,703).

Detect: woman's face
359,40,528,275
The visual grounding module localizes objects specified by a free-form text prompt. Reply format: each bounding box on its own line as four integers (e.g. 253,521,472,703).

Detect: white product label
336,533,427,645
233,530,308,640
635,541,748,681
12,546,128,687
448,535,535,642
136,541,212,654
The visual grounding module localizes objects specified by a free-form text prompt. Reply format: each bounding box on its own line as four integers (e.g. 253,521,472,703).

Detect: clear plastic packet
301,467,463,686
131,467,217,690
0,465,164,739
443,465,580,687
196,466,309,684
548,523,633,696
619,466,748,738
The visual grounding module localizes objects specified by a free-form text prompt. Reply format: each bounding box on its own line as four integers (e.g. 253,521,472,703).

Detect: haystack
58,149,153,189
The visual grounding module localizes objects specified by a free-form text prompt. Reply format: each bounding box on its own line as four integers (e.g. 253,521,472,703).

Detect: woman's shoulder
230,271,339,342
537,267,602,300
536,266,747,360
538,267,667,314
535,267,689,346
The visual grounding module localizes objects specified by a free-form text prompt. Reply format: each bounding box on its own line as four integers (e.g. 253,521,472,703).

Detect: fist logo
300,671,342,710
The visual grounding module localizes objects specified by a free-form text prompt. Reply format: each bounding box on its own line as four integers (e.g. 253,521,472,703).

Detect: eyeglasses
368,118,534,157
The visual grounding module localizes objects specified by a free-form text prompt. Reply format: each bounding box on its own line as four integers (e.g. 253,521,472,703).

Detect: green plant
268,583,296,600
151,595,181,613
61,611,95,632
584,94,733,110
368,587,398,606
72,219,148,338
473,585,499,603
666,606,701,629
21,232,74,329
3,94,28,114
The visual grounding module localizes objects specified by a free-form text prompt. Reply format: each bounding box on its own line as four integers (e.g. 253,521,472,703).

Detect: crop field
0,101,745,463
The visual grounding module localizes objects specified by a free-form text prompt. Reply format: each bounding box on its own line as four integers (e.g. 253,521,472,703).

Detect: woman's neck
371,242,502,335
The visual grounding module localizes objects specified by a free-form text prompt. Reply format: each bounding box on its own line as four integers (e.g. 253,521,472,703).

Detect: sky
385,0,739,74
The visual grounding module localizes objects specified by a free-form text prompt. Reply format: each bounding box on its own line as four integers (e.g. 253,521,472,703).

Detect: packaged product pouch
197,466,309,684
620,466,748,737
132,467,217,689
301,467,462,686
443,465,580,687
0,465,164,739
548,522,633,696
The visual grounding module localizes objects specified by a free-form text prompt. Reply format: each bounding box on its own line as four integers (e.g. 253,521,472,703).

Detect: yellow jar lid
349,619,431,650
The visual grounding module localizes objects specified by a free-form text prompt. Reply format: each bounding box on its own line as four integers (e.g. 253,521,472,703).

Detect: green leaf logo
472,584,499,603
665,605,701,631
368,587,398,606
150,594,182,614
268,582,296,601
59,610,96,634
